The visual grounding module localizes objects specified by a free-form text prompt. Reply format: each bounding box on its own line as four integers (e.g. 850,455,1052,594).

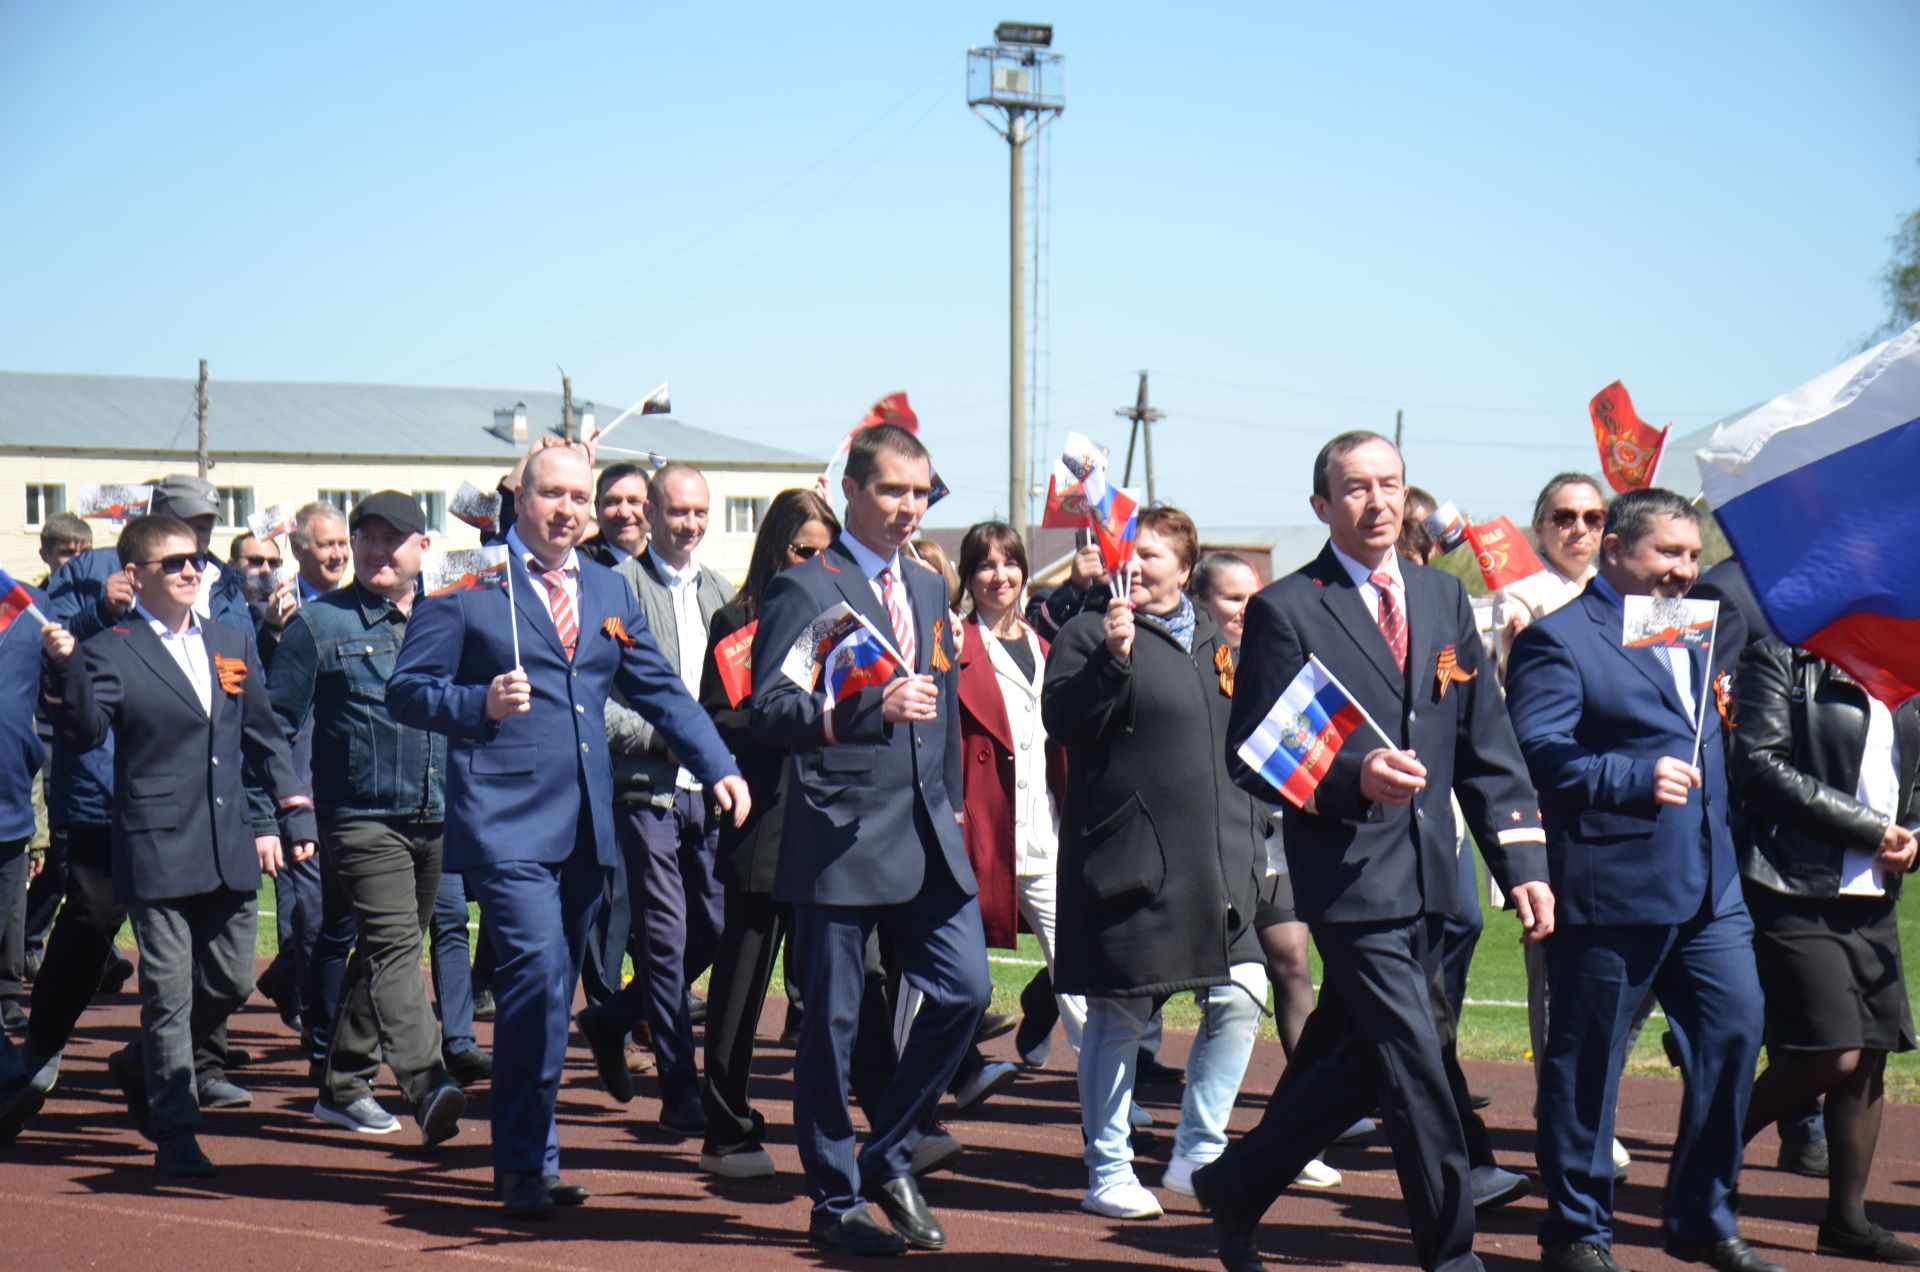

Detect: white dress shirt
1839,694,1901,897
1328,542,1406,631
136,603,212,716
648,545,710,790
508,527,581,627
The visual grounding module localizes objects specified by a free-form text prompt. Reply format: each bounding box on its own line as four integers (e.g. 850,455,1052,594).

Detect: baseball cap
349,490,428,537
151,474,220,520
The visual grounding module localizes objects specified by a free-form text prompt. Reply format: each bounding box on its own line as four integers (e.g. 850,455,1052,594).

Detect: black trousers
321,818,451,1108
701,886,786,1152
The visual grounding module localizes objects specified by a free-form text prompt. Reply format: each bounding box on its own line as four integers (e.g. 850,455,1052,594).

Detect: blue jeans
1173,966,1266,1166
1079,995,1157,1187
429,868,477,1054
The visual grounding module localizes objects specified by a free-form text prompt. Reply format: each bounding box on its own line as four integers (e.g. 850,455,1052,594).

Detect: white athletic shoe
1161,1155,1202,1196
1129,1102,1155,1127
1335,1116,1376,1143
1612,1137,1631,1170
1081,1178,1164,1220
1294,1157,1343,1189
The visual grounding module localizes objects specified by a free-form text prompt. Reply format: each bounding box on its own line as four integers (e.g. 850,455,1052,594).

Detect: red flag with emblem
1462,517,1546,591
1589,381,1671,494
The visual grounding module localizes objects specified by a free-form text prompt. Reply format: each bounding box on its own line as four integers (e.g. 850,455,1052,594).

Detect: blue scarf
1136,593,1196,653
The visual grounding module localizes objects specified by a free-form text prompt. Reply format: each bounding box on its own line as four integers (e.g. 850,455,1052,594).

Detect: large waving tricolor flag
1697,321,1920,705
1236,655,1372,809
0,568,48,637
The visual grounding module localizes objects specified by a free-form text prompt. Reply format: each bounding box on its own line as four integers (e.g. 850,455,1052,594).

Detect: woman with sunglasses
694,487,837,1179
1491,472,1607,675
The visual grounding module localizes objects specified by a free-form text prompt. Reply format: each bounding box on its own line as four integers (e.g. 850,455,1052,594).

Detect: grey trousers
128,887,257,1141
322,818,450,1108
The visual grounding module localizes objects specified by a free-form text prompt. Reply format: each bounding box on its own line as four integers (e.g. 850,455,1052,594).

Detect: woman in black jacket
1730,637,1920,1264
695,487,837,1179
1042,506,1266,1222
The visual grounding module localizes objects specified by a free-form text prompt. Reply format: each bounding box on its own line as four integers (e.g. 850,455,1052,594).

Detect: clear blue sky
5,2,1916,530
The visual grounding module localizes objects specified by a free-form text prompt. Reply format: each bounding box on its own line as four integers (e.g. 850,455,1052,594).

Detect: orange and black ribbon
213,654,248,696
1434,643,1478,700
1214,644,1235,697
930,618,952,673
602,616,637,649
1713,670,1735,731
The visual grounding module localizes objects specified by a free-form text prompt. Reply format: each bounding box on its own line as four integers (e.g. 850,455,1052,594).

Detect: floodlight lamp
994,22,1052,47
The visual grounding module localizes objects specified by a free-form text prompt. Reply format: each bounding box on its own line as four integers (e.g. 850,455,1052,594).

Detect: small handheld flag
1236,655,1398,809
822,623,902,703
0,569,48,636
1462,517,1546,591
247,503,298,542
1589,381,1671,494
714,620,758,708
450,482,503,535
780,601,904,692
1421,500,1471,555
589,381,672,447
421,545,510,598
1621,594,1720,766
75,483,153,523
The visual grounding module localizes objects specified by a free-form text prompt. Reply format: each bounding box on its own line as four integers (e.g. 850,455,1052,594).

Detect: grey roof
0,371,819,468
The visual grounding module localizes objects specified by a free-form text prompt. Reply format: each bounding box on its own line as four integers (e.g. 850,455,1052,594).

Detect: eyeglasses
240,554,279,567
138,553,207,575
1549,509,1607,531
787,543,822,559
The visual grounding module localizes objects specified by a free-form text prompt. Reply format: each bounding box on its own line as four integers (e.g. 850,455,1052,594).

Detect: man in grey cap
265,492,471,1142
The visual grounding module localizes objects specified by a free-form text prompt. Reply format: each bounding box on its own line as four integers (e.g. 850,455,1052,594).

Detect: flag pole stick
507,556,523,672
1688,608,1720,769
26,601,49,629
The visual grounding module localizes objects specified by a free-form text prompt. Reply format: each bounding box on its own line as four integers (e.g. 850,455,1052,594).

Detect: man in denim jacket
267,492,467,1145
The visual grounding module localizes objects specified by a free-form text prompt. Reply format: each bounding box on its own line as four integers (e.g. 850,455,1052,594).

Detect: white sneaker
953,1060,1018,1113
1470,1164,1531,1210
1081,1178,1164,1219
1293,1157,1342,1189
1335,1116,1376,1143
1129,1102,1155,1127
1611,1136,1630,1170
1161,1155,1202,1197
314,1095,401,1135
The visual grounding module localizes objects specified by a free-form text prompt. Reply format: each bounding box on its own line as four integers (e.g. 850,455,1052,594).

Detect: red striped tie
1370,570,1406,673
879,566,916,669
539,567,577,659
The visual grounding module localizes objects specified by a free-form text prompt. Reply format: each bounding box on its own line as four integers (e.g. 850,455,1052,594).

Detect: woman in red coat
956,522,1080,1067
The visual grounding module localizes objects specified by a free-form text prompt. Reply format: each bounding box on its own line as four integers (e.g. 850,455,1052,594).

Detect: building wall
4,452,818,585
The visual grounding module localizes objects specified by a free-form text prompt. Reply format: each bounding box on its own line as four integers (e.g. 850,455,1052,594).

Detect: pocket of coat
818,748,876,775
1079,791,1166,910
1575,808,1660,841
122,802,177,832
470,746,537,777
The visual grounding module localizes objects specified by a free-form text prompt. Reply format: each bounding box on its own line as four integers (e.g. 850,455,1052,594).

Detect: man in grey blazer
576,462,734,1137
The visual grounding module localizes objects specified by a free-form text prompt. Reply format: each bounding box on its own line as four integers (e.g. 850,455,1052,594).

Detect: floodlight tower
969,21,1063,539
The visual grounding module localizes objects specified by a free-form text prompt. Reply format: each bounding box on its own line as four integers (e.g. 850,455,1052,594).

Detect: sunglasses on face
787,543,822,559
139,552,207,575
1550,509,1607,531
241,554,279,567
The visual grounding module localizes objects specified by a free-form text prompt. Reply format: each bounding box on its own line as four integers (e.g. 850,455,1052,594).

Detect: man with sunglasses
228,531,282,604
22,475,255,1107
41,512,317,1176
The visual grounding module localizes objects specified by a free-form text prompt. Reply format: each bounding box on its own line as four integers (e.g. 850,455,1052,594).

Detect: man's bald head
524,442,592,489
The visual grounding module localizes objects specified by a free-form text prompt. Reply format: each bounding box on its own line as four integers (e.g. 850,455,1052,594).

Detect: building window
215,487,254,529
414,491,446,534
25,483,66,527
319,489,369,517
725,496,768,535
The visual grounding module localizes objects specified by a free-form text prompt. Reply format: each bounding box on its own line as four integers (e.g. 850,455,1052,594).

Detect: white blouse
983,624,1060,875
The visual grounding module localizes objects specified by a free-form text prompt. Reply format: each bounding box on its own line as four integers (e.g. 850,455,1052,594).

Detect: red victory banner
1589,380,1671,494
1462,517,1546,591
713,620,758,709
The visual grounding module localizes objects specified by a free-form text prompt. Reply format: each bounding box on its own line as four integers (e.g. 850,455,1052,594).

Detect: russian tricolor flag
1698,321,1920,705
0,568,47,637
1236,655,1369,809
823,622,902,702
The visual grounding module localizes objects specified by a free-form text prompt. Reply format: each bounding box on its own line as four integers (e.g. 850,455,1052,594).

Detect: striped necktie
539,566,577,658
879,566,916,669
1370,570,1407,673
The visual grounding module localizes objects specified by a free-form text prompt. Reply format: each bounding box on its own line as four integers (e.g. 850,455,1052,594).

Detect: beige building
2,372,822,585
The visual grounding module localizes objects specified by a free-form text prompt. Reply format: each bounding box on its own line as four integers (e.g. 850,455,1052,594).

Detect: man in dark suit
41,512,317,1176
387,443,747,1217
1507,488,1774,1272
0,572,50,1141
1193,431,1555,1272
751,423,989,1256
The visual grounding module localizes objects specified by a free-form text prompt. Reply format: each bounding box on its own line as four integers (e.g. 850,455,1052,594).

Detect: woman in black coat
694,487,837,1179
1042,506,1266,1221
1730,637,1920,1264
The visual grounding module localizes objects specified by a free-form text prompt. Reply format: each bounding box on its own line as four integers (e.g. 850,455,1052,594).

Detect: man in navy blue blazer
387,443,747,1218
0,573,50,1141
1507,489,1773,1272
41,513,317,1176
751,423,988,1257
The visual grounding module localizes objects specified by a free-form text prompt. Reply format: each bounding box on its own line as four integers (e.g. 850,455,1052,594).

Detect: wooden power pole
1116,370,1166,503
196,359,210,478
1394,408,1404,451
561,373,575,442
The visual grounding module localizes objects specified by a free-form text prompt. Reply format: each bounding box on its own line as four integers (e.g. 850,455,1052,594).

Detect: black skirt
1255,870,1297,929
1746,884,1916,1054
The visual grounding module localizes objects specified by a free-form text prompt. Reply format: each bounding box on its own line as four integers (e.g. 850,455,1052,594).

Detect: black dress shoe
909,1128,963,1177
686,992,707,1024
196,1076,254,1109
0,1078,45,1143
498,1172,554,1218
542,1175,590,1206
1541,1241,1627,1272
224,1047,253,1069
1189,1164,1263,1271
107,1045,156,1142
444,1046,493,1087
864,1174,946,1251
255,964,301,1028
1135,1049,1183,1086
1665,1236,1786,1272
808,1206,907,1257
1469,1091,1492,1111
573,1007,634,1103
659,1093,709,1138
1778,1137,1829,1178
98,955,136,996
155,1133,215,1178
472,988,496,1022
974,1011,1018,1044
1818,1222,1920,1266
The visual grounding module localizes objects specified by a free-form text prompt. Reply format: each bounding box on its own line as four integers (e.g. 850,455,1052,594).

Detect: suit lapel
1311,547,1404,698
1403,565,1440,697
510,552,567,659
125,618,207,716
1583,587,1690,721
573,564,605,659
827,540,897,656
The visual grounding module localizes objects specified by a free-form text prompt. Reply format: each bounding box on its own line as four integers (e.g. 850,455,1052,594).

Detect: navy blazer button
581,743,590,753
210,756,219,766
574,704,584,713
215,797,225,807
1408,710,1417,723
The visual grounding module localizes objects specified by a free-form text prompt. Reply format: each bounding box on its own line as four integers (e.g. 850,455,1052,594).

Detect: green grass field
204,852,1920,1101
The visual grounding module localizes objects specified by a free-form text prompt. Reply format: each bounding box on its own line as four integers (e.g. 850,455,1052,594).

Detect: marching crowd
0,423,1915,1272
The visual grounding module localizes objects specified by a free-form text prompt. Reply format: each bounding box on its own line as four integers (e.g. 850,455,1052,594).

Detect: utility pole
968,23,1064,537
1115,370,1165,503
560,369,575,442
1394,408,1403,451
196,359,210,478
